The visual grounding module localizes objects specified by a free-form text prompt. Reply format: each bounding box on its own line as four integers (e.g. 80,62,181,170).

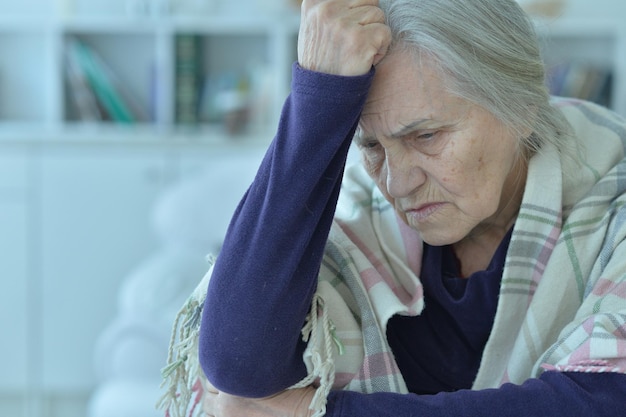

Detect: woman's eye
415,132,436,141
361,141,380,150
359,140,384,166
410,131,447,156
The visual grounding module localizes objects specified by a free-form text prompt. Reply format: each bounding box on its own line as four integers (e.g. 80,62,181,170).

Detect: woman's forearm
326,371,626,417
198,64,374,398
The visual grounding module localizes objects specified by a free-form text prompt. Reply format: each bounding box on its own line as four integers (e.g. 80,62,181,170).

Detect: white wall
563,0,626,18
516,0,626,19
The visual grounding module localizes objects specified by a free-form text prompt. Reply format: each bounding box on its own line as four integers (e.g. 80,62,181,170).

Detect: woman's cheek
361,149,385,177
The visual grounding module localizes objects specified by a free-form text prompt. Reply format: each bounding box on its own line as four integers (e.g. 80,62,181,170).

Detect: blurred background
0,0,624,416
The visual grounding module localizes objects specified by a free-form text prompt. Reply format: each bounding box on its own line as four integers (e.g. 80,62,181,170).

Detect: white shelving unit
0,11,301,143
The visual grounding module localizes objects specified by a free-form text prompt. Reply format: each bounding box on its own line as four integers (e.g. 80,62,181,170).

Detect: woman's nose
385,149,425,198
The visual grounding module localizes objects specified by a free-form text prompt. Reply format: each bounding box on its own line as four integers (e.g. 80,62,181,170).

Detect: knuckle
379,23,392,41
369,6,386,23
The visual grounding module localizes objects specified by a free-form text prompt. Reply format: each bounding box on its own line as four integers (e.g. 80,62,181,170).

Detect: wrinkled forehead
356,52,470,141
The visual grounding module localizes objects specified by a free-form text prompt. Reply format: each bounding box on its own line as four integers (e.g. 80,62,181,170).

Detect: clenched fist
297,0,392,76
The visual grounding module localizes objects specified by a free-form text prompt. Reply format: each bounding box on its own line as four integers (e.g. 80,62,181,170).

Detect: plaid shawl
159,99,626,417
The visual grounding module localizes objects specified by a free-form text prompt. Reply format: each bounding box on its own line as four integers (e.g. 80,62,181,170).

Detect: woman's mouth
405,203,445,222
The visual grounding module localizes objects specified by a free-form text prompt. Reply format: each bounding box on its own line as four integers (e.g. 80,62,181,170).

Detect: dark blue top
386,230,512,395
198,64,626,416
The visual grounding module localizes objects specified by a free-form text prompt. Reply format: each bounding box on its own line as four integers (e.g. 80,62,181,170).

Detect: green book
175,34,203,125
68,38,136,124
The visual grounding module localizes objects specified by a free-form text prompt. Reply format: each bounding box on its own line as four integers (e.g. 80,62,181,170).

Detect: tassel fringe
156,257,214,417
157,255,338,417
290,293,340,417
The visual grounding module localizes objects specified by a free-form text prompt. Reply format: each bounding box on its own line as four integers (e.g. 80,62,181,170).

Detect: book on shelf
175,34,204,126
65,38,147,124
547,62,613,108
64,42,104,122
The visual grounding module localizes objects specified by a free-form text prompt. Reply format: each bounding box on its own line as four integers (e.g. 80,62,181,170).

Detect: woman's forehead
365,53,466,116
360,89,470,141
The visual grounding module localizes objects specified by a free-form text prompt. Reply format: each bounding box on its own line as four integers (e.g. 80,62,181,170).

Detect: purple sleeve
326,371,626,416
198,64,374,398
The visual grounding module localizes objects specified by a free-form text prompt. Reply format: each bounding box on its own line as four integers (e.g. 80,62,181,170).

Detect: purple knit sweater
198,64,626,416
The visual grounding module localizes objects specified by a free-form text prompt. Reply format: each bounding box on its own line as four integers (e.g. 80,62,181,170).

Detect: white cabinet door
0,149,30,391
38,144,172,391
0,201,29,390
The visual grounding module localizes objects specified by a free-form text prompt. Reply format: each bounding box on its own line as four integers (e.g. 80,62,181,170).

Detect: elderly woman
159,0,626,416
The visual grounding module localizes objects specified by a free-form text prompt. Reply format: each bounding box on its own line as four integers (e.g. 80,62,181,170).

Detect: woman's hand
202,378,317,417
298,0,391,76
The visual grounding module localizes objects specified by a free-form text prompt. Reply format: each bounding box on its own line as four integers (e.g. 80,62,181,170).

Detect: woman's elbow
198,335,308,398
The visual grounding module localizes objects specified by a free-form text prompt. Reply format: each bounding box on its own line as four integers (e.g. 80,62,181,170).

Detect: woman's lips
405,202,445,222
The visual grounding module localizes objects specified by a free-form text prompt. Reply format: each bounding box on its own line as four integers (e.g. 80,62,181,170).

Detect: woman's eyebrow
390,119,432,139
355,118,443,144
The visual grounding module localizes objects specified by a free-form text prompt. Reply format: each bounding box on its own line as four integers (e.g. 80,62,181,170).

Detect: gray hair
379,0,575,160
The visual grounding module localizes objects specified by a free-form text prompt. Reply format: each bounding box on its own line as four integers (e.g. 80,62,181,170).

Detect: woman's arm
199,0,390,398
200,371,626,417
198,63,374,398
326,371,626,417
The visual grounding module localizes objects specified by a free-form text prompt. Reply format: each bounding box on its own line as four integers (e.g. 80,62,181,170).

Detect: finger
201,377,220,417
351,3,386,25
343,18,391,66
301,0,381,21
201,377,219,394
202,389,218,416
367,22,392,66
